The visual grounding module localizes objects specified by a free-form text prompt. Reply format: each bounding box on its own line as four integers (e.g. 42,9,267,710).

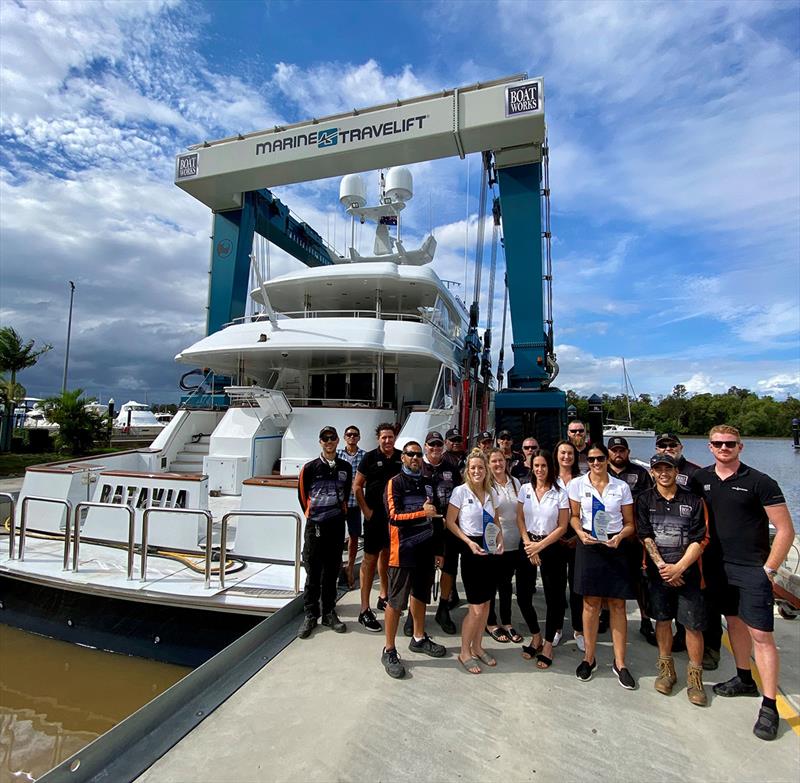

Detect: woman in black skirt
446,449,502,674
568,443,637,688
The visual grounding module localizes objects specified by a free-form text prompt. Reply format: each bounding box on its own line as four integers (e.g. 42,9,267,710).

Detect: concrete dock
137,587,800,782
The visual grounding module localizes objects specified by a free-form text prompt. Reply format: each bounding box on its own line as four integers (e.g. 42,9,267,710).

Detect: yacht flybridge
2,74,557,663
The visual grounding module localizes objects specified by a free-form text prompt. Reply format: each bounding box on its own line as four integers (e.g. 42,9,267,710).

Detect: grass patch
0,449,117,477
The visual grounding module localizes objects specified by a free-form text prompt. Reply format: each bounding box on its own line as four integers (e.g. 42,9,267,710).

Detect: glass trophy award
591,497,610,541
483,509,500,553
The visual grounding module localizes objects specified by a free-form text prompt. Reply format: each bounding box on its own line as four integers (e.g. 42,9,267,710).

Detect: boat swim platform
130,590,799,783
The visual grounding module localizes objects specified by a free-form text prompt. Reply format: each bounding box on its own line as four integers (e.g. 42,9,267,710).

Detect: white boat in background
603,358,655,440
113,401,166,438
1,167,466,664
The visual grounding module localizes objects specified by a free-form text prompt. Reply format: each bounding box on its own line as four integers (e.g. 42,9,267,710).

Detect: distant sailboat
603,358,655,439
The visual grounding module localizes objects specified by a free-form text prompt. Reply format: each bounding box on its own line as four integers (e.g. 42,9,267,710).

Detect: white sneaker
574,632,585,652
553,630,563,647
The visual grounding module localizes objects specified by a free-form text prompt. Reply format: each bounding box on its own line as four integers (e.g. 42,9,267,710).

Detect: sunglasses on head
403,450,423,458
710,440,739,449
587,455,607,463
320,434,338,442
426,440,444,448
569,428,585,434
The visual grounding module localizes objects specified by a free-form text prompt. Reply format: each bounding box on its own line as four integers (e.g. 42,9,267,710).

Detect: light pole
61,281,75,395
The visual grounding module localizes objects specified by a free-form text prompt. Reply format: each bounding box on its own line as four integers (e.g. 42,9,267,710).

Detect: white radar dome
339,174,367,208
385,167,413,203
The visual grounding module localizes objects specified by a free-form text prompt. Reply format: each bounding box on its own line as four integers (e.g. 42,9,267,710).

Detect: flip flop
475,650,497,667
536,654,553,670
487,627,510,643
458,655,482,674
506,626,523,643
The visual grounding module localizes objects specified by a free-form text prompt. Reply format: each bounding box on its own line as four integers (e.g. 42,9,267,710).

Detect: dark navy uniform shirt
423,457,462,515
691,463,785,567
610,460,653,499
385,470,436,567
298,456,352,525
357,447,402,514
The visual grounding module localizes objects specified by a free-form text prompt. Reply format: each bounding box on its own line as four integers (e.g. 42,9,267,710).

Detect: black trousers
563,541,584,633
302,518,346,618
487,549,521,626
517,542,567,642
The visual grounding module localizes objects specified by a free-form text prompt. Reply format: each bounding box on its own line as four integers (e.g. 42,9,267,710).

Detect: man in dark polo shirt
353,422,402,633
691,424,794,741
511,436,539,483
297,426,352,639
567,419,589,473
477,430,494,455
497,429,524,475
655,432,718,665
637,453,709,706
380,441,446,678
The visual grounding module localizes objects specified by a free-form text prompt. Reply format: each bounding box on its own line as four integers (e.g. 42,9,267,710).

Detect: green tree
41,389,105,455
0,327,52,451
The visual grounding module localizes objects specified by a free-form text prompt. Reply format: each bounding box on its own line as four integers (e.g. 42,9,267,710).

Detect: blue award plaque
483,509,500,553
591,496,610,542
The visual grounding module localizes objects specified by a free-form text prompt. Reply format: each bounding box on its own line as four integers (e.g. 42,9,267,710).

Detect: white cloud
757,373,800,397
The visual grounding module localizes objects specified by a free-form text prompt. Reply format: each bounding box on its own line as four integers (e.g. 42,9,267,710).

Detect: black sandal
536,653,553,670
521,641,543,660
507,626,523,643
488,626,510,643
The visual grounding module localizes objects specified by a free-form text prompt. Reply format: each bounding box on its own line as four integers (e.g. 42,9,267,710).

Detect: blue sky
1,0,798,405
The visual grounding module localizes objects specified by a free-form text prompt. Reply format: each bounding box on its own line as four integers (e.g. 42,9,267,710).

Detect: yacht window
350,373,374,401
429,365,459,411
327,374,346,399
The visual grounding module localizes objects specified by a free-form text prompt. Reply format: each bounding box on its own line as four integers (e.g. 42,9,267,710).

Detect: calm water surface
0,626,189,781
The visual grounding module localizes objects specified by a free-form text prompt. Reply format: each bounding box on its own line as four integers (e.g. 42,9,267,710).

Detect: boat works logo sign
255,114,427,156
176,153,198,179
505,82,539,117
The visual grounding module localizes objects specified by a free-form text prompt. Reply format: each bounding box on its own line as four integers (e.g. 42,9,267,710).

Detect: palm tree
41,389,105,455
0,327,52,451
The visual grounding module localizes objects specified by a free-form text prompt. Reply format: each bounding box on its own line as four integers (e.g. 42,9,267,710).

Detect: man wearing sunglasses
655,433,701,490
297,426,353,639
497,429,524,475
381,441,446,678
691,425,794,741
511,437,539,483
567,420,590,473
337,426,365,589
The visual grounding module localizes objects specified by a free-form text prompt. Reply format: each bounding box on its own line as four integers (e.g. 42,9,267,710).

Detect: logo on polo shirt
676,474,688,486
703,484,711,492
731,486,748,492
377,461,383,467
338,471,347,482
679,505,692,517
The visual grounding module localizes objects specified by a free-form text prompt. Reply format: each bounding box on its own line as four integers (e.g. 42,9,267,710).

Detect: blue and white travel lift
174,74,567,447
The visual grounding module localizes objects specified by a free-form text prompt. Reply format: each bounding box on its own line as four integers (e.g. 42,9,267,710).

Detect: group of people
296,420,794,742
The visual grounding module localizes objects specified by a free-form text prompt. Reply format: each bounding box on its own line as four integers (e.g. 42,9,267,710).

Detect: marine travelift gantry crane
174,74,567,447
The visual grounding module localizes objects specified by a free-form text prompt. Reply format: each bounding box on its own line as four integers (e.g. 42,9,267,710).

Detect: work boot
687,664,708,706
702,647,720,671
654,656,677,695
298,614,317,639
435,602,457,634
321,610,346,633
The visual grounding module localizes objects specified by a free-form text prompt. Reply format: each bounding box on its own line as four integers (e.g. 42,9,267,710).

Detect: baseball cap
425,430,444,444
650,453,679,468
607,436,629,449
319,425,338,439
656,432,682,445
445,428,463,441
497,429,512,440
478,430,493,442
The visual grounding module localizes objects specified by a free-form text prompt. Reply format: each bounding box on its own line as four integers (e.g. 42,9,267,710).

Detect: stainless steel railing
1,492,16,558
16,496,73,568
219,510,303,593
73,501,136,578
141,507,213,588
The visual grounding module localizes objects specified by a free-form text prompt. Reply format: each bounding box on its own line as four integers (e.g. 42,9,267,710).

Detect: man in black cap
607,435,656,645
444,427,466,470
297,426,353,638
637,453,709,706
420,430,462,635
477,430,494,455
497,429,524,475
655,432,715,663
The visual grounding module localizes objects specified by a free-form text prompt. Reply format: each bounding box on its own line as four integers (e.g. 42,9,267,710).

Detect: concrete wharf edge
132,589,799,783
39,595,304,783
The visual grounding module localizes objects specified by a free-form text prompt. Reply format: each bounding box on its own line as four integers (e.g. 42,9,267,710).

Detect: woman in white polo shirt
446,449,502,674
516,449,569,669
568,443,636,689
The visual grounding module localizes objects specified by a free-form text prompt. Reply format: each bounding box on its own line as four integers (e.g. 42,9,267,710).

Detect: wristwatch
764,566,777,580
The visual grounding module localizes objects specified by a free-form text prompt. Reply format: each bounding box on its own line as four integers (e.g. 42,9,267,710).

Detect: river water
0,438,796,780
